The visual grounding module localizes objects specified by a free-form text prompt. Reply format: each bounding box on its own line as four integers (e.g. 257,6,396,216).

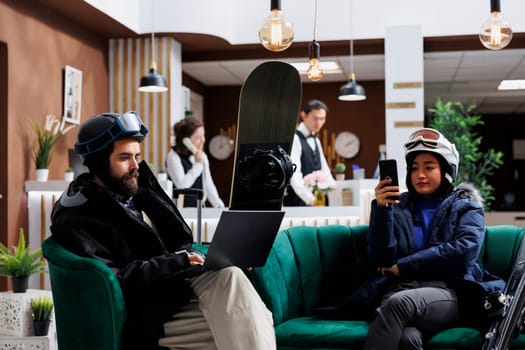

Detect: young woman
165,117,225,208
364,128,505,349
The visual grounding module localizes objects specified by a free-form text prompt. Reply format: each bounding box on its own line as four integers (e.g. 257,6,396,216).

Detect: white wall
86,0,525,43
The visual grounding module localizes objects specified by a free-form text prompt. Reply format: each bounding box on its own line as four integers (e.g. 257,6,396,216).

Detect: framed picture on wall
63,65,82,125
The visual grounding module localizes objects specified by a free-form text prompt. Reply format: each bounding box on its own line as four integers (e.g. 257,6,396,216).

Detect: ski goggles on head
75,111,149,156
404,128,443,150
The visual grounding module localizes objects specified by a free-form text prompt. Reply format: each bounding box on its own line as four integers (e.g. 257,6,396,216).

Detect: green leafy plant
33,115,75,169
65,167,73,173
158,167,166,174
34,123,59,169
428,98,504,209
334,162,346,173
0,228,45,278
31,296,54,321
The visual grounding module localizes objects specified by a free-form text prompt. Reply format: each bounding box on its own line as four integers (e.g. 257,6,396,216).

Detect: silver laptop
201,210,285,271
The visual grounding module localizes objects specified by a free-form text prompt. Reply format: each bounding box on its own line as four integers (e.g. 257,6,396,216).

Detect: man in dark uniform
284,100,335,206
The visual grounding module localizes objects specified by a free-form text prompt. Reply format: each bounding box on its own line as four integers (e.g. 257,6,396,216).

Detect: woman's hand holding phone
376,159,400,207
183,137,204,163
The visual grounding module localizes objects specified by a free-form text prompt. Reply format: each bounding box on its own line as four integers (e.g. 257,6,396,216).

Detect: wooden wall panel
109,37,172,172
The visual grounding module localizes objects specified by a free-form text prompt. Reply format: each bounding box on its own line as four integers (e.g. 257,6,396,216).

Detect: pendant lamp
338,0,366,101
259,0,294,52
306,0,324,82
479,0,513,50
307,41,324,81
138,2,167,93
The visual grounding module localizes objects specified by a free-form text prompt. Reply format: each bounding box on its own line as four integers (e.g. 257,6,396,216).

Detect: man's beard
108,169,139,200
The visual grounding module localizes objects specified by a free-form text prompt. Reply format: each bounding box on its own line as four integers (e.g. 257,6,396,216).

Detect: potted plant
31,296,54,336
64,167,74,182
157,167,167,181
0,228,45,293
334,162,346,181
33,114,76,181
428,98,504,210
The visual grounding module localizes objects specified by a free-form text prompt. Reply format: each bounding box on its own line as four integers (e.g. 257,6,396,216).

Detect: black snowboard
229,61,302,210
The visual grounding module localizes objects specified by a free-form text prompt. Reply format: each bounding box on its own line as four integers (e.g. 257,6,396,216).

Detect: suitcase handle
173,188,204,200
173,188,204,244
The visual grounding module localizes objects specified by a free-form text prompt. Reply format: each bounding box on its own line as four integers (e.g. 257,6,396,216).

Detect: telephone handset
182,137,199,154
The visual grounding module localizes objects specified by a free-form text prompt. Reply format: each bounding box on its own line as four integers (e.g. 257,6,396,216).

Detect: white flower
303,170,336,191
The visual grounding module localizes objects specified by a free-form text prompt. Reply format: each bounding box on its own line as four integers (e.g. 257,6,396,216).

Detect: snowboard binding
237,145,296,191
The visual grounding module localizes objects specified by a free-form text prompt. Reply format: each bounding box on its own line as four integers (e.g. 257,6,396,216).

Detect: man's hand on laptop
188,252,205,266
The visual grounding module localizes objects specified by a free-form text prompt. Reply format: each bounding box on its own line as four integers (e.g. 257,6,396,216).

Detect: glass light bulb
306,58,324,81
479,12,513,50
259,10,294,52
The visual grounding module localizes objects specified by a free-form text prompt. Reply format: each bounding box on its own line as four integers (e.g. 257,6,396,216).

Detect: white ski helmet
404,128,459,184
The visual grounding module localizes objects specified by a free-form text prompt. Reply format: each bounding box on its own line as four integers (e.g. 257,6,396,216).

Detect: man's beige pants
159,266,276,350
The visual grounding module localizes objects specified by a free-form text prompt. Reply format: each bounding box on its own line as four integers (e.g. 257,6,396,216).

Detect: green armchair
250,224,525,350
42,236,126,350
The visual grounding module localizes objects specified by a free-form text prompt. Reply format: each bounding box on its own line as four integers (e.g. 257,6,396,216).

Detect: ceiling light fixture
306,0,324,81
479,0,513,50
259,0,294,52
338,0,366,101
138,1,167,93
498,79,525,90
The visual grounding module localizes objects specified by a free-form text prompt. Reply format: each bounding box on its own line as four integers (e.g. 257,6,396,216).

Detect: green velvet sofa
42,237,126,350
250,224,525,350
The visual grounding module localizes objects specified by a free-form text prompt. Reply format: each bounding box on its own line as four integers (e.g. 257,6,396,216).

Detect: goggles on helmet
75,111,149,156
404,129,443,150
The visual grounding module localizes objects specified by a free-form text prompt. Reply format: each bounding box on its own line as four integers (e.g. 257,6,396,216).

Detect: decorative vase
11,276,28,293
33,319,51,336
36,168,49,182
312,188,326,206
64,171,74,182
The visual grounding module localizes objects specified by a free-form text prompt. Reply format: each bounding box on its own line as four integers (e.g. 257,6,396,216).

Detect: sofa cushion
251,225,374,325
478,225,525,279
276,317,368,349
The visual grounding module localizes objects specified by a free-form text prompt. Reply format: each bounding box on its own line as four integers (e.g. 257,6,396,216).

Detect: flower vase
312,188,326,206
36,168,49,182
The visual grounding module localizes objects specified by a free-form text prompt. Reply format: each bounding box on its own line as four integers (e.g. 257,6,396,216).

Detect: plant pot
157,173,167,181
342,189,353,206
11,276,28,293
33,319,51,336
335,173,345,181
64,172,74,182
36,168,49,182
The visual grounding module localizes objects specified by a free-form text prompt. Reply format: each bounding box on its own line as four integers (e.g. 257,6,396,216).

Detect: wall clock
208,134,234,160
334,131,360,158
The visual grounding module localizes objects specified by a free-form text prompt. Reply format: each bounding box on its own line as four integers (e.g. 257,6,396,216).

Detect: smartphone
182,137,199,154
379,159,399,200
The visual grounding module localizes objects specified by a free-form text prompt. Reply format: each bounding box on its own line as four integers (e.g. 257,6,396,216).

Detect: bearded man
50,112,275,350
